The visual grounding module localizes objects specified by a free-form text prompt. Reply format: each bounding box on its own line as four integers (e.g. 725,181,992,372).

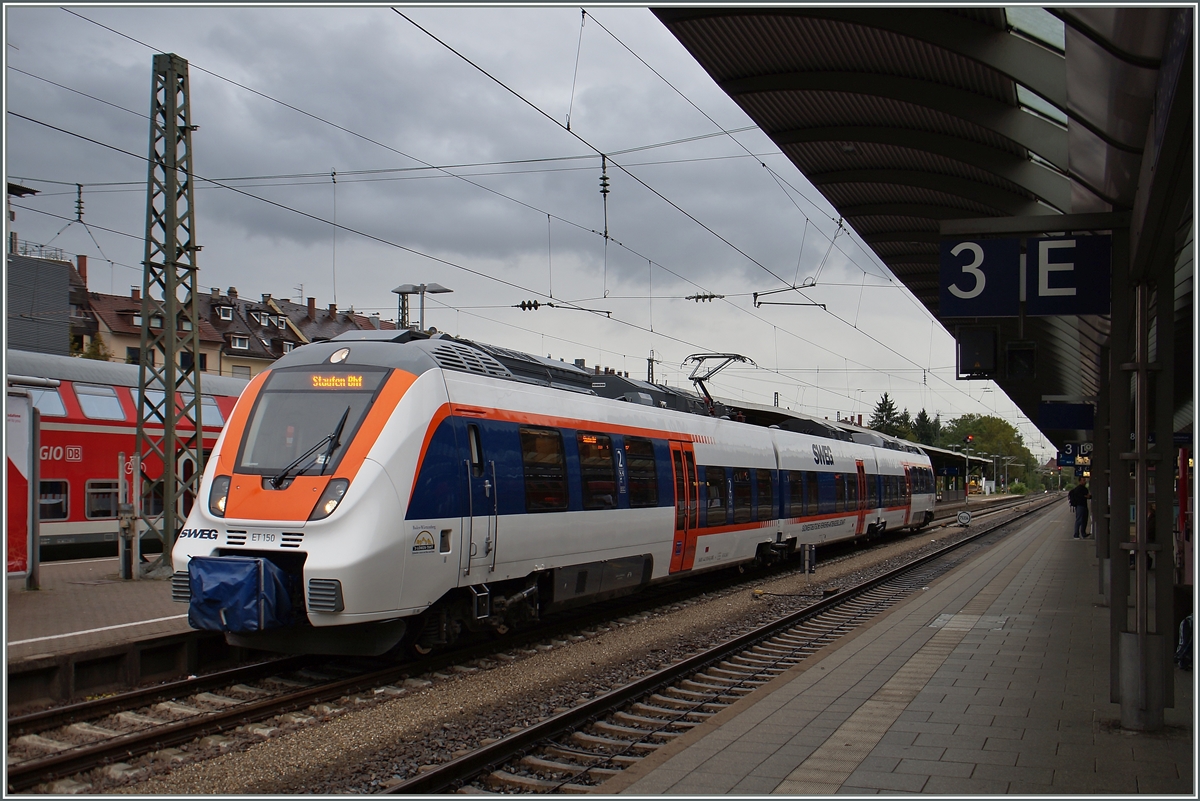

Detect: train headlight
310,478,349,521
208,475,231,517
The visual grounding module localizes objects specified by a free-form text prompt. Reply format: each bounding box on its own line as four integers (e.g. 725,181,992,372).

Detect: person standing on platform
1068,476,1091,538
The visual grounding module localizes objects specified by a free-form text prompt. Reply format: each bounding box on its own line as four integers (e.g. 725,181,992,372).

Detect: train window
75,384,126,420
755,469,773,520
684,451,699,529
201,395,225,427
141,389,169,420
671,451,686,529
519,427,568,513
624,438,657,508
705,466,727,526
27,388,66,417
577,432,617,510
39,480,68,521
866,473,878,507
468,425,484,477
846,473,858,510
732,468,751,524
786,471,803,517
86,480,120,519
806,471,820,514
834,473,845,512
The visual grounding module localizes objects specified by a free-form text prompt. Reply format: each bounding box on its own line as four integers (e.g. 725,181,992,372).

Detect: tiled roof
88,292,223,344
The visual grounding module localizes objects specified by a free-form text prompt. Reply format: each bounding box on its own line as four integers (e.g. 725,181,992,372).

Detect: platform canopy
655,8,1193,449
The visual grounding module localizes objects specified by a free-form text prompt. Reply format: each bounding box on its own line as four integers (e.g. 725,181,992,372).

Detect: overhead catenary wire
27,11,1028,433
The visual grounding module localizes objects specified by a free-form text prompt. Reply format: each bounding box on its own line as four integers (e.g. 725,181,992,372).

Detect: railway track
6,493,1052,792
383,494,1059,794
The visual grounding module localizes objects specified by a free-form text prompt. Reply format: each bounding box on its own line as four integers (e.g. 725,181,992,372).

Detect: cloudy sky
4,5,1055,460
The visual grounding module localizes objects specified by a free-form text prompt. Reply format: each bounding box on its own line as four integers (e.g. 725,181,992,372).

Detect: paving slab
604,503,1193,796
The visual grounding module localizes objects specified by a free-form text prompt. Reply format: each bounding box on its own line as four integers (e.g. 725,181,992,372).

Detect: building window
74,384,126,420
86,480,120,519
283,342,295,354
39,480,69,521
231,335,249,349
519,427,567,512
179,318,193,331
625,437,657,508
231,365,251,379
151,315,164,328
218,306,233,321
125,346,153,366
179,351,209,371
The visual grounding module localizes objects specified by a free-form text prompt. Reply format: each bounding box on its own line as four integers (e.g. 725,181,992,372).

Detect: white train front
172,331,935,656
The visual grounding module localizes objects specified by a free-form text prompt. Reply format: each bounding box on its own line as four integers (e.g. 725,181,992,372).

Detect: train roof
6,350,249,396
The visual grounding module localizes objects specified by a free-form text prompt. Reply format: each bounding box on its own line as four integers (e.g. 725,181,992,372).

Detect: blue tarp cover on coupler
188,555,292,633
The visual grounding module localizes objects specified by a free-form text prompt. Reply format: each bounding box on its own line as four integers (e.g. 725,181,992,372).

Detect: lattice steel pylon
135,53,203,577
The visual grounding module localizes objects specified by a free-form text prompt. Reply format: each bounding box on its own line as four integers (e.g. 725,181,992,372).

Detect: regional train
171,330,935,657
6,350,247,550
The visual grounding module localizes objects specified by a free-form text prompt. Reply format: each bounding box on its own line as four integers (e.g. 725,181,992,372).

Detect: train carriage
171,331,935,656
6,351,246,549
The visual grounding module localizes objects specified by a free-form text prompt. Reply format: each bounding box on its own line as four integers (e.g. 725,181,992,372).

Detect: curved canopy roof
655,7,1193,448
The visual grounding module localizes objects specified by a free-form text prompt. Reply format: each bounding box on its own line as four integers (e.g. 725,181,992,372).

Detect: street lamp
392,282,453,331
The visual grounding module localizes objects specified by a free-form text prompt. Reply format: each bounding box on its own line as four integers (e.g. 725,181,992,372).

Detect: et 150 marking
812,443,835,466
179,528,220,540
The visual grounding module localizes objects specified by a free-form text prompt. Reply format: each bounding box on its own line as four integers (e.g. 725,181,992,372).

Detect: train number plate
250,532,276,543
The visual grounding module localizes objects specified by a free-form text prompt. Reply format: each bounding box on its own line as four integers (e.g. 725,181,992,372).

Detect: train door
668,442,698,573
855,460,867,536
462,424,498,578
903,465,912,526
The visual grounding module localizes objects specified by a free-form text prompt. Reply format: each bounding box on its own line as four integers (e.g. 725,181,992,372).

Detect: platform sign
1057,442,1092,467
1025,236,1111,316
7,392,34,577
939,238,1020,317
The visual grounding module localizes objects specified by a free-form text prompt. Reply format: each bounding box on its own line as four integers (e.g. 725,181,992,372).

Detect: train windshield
235,367,389,477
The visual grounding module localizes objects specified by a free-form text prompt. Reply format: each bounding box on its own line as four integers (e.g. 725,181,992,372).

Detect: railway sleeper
569,731,661,752
679,678,754,695
629,701,713,721
612,711,698,730
661,685,742,704
590,720,680,740
729,653,788,669
520,755,622,777
714,662,780,678
543,745,642,767
647,691,726,711
750,642,804,657
485,770,592,793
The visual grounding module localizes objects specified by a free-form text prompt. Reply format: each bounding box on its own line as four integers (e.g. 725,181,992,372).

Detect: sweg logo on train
412,530,436,553
812,444,835,465
179,528,220,540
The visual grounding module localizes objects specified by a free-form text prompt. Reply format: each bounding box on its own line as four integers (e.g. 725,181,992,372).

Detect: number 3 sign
939,238,1020,317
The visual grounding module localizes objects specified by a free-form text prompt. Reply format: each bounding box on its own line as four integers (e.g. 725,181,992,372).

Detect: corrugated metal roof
655,7,1191,445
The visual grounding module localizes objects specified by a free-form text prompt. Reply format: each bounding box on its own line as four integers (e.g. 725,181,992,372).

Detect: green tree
911,409,942,446
868,393,912,439
942,413,1038,488
77,336,113,361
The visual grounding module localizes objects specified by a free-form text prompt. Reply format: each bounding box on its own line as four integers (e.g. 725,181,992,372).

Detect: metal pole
419,285,426,331
28,407,41,592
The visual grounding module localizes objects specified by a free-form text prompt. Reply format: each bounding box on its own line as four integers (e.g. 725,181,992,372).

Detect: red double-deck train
6,350,246,551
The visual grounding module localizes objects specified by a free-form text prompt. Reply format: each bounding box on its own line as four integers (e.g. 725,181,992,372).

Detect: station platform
605,503,1194,795
7,557,188,664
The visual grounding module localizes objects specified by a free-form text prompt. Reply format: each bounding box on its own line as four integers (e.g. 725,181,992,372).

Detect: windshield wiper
270,406,351,489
